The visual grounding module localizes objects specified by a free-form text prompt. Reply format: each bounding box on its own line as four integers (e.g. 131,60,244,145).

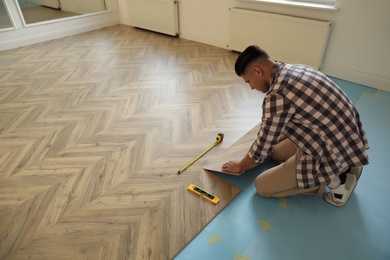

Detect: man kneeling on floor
222,45,369,207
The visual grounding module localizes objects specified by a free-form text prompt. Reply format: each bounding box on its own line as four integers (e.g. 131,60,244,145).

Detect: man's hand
222,154,260,173
222,160,243,173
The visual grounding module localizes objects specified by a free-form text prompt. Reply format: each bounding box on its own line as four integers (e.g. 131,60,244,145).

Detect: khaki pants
255,138,326,197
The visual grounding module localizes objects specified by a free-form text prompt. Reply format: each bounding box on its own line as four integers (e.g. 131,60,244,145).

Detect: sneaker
324,173,357,207
347,166,363,181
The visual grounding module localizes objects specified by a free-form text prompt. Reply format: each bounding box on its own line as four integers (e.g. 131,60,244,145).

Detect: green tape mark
257,220,271,231
207,235,221,244
234,253,250,260
279,197,288,208
363,91,380,98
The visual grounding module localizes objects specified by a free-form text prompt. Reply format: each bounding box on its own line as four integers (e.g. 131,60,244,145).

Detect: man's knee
255,175,272,197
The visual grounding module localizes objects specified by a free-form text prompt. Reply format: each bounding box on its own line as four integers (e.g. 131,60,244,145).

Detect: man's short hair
234,45,270,76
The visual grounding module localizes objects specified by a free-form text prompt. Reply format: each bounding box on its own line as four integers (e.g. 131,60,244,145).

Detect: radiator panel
128,0,179,36
229,8,331,69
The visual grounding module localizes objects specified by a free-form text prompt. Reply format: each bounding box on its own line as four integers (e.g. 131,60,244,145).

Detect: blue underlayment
175,78,390,260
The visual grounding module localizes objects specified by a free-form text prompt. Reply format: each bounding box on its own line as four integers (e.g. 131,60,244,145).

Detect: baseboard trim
321,63,390,92
179,32,228,50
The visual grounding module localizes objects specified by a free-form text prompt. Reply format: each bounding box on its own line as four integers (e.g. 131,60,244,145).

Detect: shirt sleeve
248,92,295,163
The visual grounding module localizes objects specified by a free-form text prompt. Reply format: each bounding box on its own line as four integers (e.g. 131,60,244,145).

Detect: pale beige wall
120,0,389,91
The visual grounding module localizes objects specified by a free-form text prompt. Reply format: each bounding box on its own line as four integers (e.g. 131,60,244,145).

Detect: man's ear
253,66,263,76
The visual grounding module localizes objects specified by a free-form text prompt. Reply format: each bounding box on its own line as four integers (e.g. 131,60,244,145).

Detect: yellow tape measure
177,133,224,174
188,184,220,204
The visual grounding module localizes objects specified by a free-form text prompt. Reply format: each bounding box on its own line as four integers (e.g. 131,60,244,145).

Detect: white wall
0,0,120,51
2,0,389,91
61,0,107,14
120,0,389,92
320,0,390,91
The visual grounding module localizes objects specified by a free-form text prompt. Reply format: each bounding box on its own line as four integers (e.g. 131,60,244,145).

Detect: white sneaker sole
324,174,357,207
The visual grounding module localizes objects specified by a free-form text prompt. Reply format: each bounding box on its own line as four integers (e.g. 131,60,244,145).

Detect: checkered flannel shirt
248,62,370,189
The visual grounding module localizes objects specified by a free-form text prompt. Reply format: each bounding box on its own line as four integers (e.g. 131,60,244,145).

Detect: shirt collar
270,62,283,86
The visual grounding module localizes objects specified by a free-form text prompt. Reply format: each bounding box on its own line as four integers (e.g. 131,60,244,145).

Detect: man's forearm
239,153,260,171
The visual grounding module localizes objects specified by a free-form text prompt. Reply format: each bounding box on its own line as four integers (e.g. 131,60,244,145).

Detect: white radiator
228,8,331,69
128,0,179,36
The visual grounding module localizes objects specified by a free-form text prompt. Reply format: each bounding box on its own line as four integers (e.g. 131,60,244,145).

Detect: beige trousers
254,138,326,197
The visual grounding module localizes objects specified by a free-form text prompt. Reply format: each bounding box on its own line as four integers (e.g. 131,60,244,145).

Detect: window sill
237,0,338,12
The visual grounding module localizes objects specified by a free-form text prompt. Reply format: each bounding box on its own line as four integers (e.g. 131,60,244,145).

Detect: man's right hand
222,160,243,173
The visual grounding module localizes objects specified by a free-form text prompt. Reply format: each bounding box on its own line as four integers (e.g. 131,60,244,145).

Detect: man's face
241,66,270,93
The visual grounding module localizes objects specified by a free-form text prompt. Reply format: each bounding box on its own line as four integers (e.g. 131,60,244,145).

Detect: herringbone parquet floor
0,25,263,259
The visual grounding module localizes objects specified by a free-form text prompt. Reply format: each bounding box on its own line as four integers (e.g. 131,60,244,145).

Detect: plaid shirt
248,62,369,189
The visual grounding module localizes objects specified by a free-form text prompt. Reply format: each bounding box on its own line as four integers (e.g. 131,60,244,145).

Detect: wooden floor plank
0,25,264,259
203,124,260,176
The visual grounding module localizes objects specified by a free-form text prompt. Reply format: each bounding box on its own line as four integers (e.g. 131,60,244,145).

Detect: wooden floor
0,25,263,259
